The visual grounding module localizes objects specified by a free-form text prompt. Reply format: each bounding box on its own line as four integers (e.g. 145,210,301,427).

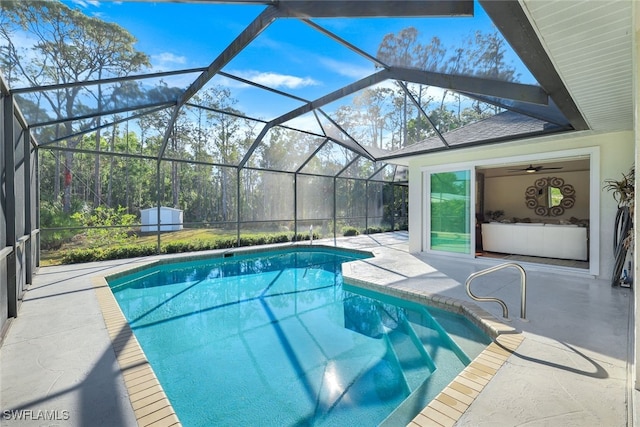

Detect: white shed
140,207,183,232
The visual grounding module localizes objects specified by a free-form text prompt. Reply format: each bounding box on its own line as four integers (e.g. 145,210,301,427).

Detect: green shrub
60,244,159,264
40,201,81,250
268,234,290,244
103,244,157,260
61,248,104,264
342,227,359,236
162,241,191,254
57,232,298,264
216,238,237,249
111,245,156,259
240,235,266,246
291,232,318,242
364,227,383,235
71,205,137,245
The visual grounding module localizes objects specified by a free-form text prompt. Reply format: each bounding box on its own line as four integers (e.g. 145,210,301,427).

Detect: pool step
378,368,450,427
380,311,474,426
385,312,436,391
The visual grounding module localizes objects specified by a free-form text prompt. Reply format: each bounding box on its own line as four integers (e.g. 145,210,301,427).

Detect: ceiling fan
508,164,563,173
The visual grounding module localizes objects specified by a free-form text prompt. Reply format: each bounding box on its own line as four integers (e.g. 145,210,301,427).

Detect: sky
56,1,534,133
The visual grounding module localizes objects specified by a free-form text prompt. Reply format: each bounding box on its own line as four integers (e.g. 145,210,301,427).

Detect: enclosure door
427,169,473,255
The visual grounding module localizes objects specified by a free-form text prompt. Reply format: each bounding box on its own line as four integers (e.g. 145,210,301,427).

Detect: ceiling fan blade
506,164,564,172
507,164,537,172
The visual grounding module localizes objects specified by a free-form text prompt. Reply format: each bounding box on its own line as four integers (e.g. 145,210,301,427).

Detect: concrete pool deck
0,232,634,426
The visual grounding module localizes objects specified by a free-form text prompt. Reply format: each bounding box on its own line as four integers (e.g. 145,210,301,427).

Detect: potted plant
604,166,634,286
604,166,634,246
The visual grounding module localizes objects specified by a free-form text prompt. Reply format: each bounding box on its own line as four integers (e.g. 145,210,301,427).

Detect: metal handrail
465,262,527,320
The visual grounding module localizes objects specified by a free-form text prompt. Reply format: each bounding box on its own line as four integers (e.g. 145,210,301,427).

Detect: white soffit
521,0,633,132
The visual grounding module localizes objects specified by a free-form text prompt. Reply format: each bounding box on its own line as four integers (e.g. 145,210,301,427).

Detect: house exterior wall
407,130,634,281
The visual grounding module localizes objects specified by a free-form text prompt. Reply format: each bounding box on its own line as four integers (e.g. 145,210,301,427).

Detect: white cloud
212,74,243,89
236,71,319,90
317,57,376,80
146,53,193,88
151,52,187,68
69,0,101,8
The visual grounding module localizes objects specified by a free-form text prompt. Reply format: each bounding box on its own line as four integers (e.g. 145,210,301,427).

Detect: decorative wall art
525,177,575,216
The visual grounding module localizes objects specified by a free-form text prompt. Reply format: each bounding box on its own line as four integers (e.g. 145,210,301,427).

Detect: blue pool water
108,248,490,427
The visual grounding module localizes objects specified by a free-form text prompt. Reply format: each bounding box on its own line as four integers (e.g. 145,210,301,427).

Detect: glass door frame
419,147,599,276
422,165,476,257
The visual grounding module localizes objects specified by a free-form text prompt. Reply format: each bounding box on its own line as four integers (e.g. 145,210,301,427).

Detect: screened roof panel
221,18,377,102
322,80,406,153
299,138,357,176
80,2,265,74
246,127,326,172
312,2,537,85
418,90,502,137
338,162,395,182
31,119,88,149
279,111,325,136
368,165,388,182
385,165,409,182
34,105,176,152
181,104,267,166
2,0,587,170
316,110,374,159
197,75,306,122
339,157,375,179
14,72,201,131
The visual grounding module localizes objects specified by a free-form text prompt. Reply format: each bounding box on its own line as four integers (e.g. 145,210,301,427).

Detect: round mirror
525,177,575,216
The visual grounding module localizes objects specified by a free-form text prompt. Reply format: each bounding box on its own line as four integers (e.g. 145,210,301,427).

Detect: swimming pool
108,247,490,426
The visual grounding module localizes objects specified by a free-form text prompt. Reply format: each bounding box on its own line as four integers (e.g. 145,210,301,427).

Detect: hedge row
342,226,394,236
59,233,313,264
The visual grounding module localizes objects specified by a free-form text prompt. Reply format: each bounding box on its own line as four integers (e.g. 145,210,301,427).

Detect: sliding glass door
428,170,472,254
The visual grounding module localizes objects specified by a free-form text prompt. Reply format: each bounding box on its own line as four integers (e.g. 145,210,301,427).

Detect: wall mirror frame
525,177,575,216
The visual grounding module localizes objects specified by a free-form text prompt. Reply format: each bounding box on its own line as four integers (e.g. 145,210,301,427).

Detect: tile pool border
92,276,182,427
93,245,523,427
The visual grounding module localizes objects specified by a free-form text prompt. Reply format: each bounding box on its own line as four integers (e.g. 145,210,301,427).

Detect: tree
352,87,396,150
0,1,150,212
470,30,517,81
198,87,249,222
377,27,421,68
